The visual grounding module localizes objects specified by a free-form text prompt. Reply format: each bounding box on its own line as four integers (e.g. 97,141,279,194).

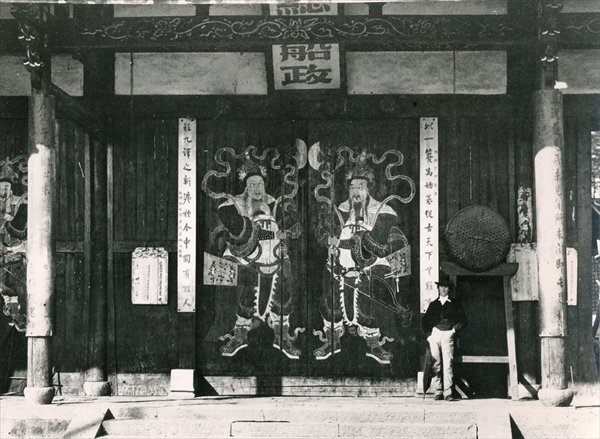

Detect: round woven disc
445,205,511,272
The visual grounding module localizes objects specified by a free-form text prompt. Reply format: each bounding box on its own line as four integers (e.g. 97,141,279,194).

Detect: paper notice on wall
203,252,238,286
420,117,439,313
178,118,196,313
132,247,168,305
567,247,577,306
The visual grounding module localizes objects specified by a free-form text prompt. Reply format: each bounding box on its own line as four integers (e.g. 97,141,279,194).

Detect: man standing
313,159,411,364
423,279,467,400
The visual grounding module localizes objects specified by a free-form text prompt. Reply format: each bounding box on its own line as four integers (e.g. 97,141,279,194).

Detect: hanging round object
445,205,511,272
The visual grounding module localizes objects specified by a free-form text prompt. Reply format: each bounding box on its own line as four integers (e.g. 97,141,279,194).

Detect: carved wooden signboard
131,247,168,305
269,3,338,16
178,118,196,312
508,243,538,301
419,117,439,313
509,243,577,305
272,44,341,90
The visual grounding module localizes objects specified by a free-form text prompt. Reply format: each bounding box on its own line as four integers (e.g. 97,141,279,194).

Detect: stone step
109,404,478,425
100,419,477,438
3,418,70,439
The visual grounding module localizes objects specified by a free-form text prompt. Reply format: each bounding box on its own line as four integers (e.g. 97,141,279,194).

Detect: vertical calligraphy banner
420,117,439,313
178,118,196,313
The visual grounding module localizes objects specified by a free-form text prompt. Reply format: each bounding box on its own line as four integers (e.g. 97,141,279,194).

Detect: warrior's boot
219,315,252,357
361,326,393,365
269,312,302,359
313,320,344,360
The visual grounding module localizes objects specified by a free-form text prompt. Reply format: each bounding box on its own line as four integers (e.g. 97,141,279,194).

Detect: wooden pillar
82,50,112,396
532,89,573,406
24,80,56,405
83,136,110,396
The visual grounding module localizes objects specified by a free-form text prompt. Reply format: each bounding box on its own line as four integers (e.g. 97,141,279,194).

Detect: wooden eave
0,13,598,54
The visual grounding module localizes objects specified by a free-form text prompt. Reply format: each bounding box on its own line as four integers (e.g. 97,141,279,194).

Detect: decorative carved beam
48,15,524,50
560,13,600,47
2,12,599,54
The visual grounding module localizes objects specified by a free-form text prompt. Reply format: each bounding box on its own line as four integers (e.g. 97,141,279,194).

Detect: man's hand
328,236,339,247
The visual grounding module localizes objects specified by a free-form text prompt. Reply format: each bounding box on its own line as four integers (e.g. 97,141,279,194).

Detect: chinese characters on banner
272,44,340,91
420,117,439,313
178,118,196,313
270,3,337,15
132,247,168,305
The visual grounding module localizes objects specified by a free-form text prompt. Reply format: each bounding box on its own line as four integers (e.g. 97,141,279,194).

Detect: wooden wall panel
53,253,86,374
0,118,27,158
113,252,176,373
112,118,178,242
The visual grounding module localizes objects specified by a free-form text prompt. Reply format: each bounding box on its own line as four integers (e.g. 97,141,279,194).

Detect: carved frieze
64,16,515,48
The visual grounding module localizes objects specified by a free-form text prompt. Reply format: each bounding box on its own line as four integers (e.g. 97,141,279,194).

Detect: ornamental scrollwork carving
561,14,600,43
77,16,515,45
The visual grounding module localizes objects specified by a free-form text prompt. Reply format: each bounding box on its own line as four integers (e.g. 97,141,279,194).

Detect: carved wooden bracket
538,0,563,64
10,4,49,72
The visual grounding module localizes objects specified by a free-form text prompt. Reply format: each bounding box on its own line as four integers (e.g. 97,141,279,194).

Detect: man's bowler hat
435,279,452,288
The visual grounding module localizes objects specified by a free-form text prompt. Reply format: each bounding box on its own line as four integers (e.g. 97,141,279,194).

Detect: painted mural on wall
309,146,415,364
202,142,307,359
0,156,28,332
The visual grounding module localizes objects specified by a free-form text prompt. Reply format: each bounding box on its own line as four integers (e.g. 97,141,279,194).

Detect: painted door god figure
202,144,306,359
311,148,415,364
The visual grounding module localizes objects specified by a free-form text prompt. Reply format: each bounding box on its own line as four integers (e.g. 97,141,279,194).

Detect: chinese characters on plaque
272,44,340,91
420,117,439,313
203,252,238,287
178,118,196,312
269,3,337,16
131,247,168,305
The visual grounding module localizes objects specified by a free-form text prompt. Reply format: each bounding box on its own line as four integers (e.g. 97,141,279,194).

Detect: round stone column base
24,386,55,405
83,381,111,396
538,388,574,407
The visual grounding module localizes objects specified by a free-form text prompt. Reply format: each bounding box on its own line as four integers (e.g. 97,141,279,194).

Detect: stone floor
0,394,598,438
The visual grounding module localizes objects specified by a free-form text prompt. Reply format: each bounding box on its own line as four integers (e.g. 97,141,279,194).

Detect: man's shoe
445,395,458,401
434,394,443,401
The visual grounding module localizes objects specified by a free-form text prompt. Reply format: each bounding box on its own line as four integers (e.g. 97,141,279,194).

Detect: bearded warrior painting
310,147,415,365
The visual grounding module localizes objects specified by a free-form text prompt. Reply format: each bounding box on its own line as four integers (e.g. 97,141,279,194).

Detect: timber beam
1,14,599,53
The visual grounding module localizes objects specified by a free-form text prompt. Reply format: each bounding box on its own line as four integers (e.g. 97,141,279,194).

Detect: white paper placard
203,252,238,286
420,117,439,313
272,44,340,90
567,247,578,305
132,247,168,305
178,118,196,313
269,3,338,16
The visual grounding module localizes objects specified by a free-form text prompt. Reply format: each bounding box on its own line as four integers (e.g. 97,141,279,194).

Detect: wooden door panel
305,119,420,378
197,120,309,376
